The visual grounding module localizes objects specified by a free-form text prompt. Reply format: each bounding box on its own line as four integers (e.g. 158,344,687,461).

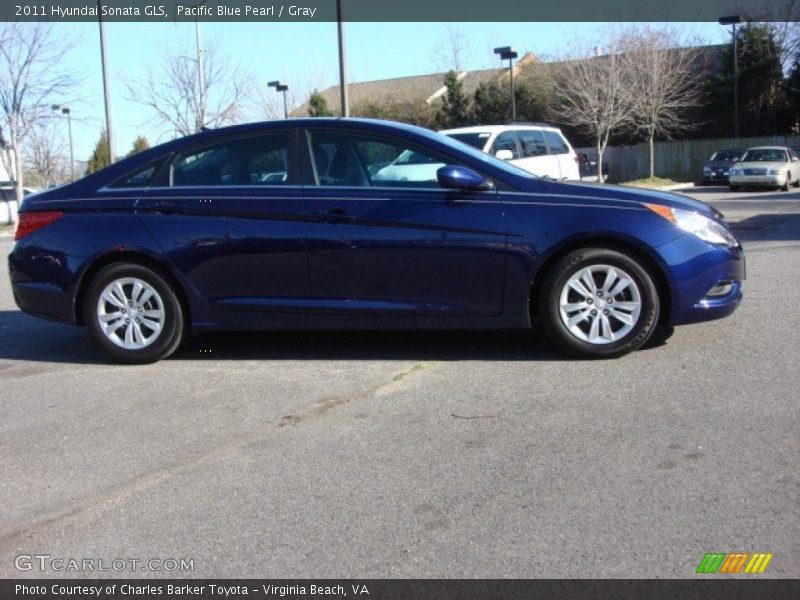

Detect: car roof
440,124,561,134
745,146,790,151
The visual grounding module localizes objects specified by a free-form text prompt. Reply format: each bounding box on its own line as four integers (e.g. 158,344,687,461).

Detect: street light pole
52,105,75,182
268,81,290,119
494,46,519,123
336,0,349,117
719,16,742,139
97,2,116,163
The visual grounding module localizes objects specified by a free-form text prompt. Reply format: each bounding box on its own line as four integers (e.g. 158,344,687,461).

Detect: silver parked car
728,146,800,191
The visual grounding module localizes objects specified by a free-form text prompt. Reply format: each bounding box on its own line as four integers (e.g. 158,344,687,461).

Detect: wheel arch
74,250,191,327
528,235,674,326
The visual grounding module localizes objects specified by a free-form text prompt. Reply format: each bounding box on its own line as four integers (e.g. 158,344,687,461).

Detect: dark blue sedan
9,119,744,363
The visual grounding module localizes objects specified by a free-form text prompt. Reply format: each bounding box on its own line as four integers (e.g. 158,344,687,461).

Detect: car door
136,129,309,313
302,126,506,317
515,129,560,179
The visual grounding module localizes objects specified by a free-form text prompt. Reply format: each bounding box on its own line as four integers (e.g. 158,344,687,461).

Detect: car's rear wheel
538,248,660,358
83,263,184,364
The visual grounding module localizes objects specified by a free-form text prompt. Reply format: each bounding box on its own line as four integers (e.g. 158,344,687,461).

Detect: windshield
742,149,788,162
711,149,743,161
444,132,491,150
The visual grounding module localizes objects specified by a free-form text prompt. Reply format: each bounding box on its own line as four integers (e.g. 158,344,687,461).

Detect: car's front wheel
83,262,184,364
539,248,660,358
781,173,791,191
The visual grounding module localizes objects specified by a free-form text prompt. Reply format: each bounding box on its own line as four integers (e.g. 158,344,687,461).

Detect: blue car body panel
8,118,743,333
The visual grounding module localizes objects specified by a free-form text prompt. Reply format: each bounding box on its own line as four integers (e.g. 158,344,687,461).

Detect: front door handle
153,200,182,215
318,207,349,223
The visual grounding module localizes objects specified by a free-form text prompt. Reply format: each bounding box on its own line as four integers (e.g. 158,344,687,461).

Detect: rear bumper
8,247,81,325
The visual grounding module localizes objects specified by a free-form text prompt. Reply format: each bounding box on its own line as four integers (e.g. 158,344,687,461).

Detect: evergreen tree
86,131,110,175
127,135,150,157
707,24,790,136
308,90,334,117
436,70,471,128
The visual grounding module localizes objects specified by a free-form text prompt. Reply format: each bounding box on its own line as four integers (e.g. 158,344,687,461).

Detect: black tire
538,247,660,359
781,173,790,192
793,177,800,188
83,262,184,364
730,185,740,192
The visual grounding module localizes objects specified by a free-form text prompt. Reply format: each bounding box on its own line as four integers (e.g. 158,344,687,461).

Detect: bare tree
24,120,69,188
127,40,249,137
432,25,471,72
548,47,634,183
0,23,76,212
620,26,701,179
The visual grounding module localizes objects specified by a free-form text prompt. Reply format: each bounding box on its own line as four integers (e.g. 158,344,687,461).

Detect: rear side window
543,130,569,155
108,160,163,189
517,130,548,157
170,133,290,187
490,132,520,159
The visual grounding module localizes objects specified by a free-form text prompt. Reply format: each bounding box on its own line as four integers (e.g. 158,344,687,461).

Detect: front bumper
655,234,745,326
729,175,782,187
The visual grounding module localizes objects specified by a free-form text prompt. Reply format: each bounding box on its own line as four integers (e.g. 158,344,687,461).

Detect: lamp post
336,0,349,117
494,46,519,122
719,15,742,139
268,81,290,119
97,1,116,163
177,1,208,131
52,105,75,182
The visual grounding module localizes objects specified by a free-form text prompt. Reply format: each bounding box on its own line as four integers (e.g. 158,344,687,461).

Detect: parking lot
0,185,797,578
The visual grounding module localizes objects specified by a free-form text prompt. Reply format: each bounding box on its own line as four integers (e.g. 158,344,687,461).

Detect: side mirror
437,165,494,191
495,149,514,161
792,156,798,162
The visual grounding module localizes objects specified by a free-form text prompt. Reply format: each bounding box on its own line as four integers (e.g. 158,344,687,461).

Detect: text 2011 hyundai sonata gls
9,118,744,363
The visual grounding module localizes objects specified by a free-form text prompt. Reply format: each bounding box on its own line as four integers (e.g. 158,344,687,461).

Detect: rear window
445,132,491,150
543,130,569,154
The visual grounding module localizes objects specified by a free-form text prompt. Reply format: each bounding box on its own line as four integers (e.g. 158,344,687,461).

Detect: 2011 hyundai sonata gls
9,118,744,363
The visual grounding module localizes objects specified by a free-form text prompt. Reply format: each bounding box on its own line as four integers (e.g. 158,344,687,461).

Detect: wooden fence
576,135,800,183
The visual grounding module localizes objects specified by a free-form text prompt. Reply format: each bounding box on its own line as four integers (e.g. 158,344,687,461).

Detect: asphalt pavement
0,185,797,578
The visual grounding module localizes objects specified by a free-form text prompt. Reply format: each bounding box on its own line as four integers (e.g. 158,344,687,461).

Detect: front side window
308,130,451,188
543,130,569,155
490,132,520,159
517,130,548,157
170,133,290,187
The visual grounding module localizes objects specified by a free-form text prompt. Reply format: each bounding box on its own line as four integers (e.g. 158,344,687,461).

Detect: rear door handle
153,200,182,215
318,207,349,223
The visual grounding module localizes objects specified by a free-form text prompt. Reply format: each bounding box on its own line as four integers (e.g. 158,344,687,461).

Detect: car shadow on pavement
730,213,800,242
0,309,587,363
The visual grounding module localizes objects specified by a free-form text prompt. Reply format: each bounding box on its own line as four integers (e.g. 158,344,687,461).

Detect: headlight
644,204,738,247
721,168,729,174
768,167,780,175
703,166,711,174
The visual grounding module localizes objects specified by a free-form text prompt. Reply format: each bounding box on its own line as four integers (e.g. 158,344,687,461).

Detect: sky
50,21,728,162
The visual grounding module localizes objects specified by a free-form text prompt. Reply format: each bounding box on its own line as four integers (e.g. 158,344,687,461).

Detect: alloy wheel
558,264,642,344
96,277,165,350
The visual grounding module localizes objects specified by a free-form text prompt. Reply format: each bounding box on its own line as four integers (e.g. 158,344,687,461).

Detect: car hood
534,180,722,219
733,161,787,170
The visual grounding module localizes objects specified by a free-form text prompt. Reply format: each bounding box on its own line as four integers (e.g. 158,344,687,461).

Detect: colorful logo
696,552,773,574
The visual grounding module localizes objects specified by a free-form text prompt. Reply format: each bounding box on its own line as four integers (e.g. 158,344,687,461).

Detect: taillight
14,211,64,241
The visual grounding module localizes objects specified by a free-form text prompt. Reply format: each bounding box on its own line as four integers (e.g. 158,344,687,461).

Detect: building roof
295,53,539,116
